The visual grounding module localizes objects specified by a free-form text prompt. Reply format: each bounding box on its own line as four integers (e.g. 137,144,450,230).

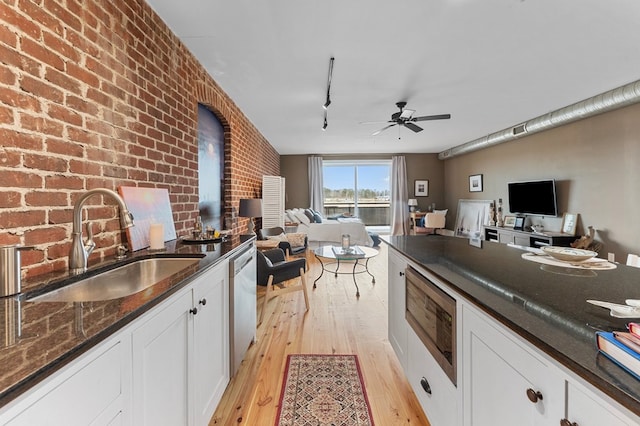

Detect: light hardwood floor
209,243,430,425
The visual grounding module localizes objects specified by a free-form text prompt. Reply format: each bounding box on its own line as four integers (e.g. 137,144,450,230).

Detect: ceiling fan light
400,108,415,119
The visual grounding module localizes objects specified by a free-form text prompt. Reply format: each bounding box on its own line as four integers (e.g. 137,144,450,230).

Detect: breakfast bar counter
384,235,640,417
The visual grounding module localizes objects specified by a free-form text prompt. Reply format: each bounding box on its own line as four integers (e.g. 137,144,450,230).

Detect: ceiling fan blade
359,120,393,125
372,124,397,136
411,114,451,122
404,122,423,133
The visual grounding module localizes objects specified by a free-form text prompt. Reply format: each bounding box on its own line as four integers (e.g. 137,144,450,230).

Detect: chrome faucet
69,188,134,274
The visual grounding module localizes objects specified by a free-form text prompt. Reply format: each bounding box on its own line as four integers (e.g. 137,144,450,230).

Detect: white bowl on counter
541,246,598,262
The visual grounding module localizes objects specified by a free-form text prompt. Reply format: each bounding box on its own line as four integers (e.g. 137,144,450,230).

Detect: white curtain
308,155,324,212
390,155,410,235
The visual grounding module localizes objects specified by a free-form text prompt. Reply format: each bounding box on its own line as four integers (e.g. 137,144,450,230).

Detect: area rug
275,354,375,426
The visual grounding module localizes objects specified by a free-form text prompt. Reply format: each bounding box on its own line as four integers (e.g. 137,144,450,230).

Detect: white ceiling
146,0,640,155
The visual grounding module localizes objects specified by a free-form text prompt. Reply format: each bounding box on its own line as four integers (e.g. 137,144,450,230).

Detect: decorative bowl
541,246,598,262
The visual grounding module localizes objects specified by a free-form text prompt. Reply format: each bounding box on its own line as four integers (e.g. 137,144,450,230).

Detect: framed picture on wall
469,174,483,192
415,180,429,197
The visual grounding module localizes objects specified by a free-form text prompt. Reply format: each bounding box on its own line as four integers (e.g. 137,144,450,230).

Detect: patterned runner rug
275,354,375,426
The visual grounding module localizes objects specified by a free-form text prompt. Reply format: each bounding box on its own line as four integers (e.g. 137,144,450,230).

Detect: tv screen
508,180,558,216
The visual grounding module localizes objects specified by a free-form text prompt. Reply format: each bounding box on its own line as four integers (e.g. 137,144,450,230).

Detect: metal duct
438,79,640,160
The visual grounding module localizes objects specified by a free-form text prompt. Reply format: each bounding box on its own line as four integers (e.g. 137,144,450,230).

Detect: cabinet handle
199,298,207,306
420,377,432,395
560,420,578,426
189,307,198,315
526,388,543,403
399,272,404,277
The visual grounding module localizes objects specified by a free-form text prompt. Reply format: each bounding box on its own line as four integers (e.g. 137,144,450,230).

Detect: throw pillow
434,209,448,216
304,208,315,223
294,210,311,224
312,212,322,223
286,210,299,223
286,233,306,248
266,233,288,242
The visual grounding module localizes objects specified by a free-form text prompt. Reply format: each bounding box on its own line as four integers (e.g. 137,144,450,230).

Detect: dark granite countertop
384,235,640,417
0,235,254,407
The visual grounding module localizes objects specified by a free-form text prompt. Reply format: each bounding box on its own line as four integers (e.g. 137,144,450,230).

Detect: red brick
19,113,64,136
24,226,67,244
0,210,46,227
0,86,41,111
45,175,83,190
47,103,82,126
0,191,21,208
25,191,68,207
20,37,64,71
0,169,43,188
44,67,82,95
20,75,64,103
24,153,68,172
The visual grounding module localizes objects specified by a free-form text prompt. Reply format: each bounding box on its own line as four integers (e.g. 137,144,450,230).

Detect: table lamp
239,198,262,235
408,198,418,212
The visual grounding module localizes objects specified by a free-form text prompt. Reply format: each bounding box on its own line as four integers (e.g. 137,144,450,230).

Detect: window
322,160,391,226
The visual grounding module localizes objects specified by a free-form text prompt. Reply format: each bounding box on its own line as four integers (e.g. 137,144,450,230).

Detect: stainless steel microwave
405,266,457,385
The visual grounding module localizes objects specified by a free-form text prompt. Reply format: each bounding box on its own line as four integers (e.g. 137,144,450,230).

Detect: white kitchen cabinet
462,304,565,426
192,260,229,425
0,333,130,426
564,381,635,426
388,248,408,369
406,327,458,426
132,289,193,425
131,259,230,426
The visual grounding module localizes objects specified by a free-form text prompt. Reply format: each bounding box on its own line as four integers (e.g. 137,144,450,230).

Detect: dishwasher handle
233,248,255,275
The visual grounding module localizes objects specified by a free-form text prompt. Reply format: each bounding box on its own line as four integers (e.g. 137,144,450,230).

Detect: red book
628,322,640,338
614,332,640,354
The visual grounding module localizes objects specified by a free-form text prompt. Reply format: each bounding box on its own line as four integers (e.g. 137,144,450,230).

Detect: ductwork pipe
438,79,640,160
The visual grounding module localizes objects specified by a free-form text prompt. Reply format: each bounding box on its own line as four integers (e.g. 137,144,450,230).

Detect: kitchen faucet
69,188,134,274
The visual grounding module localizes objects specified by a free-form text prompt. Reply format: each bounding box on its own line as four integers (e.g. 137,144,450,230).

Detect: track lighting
322,112,328,130
323,98,331,109
321,57,334,130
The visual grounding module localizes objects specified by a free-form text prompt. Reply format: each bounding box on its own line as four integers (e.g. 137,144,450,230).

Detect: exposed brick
25,190,68,207
0,191,21,208
20,75,64,103
0,210,46,227
0,169,43,187
24,225,67,244
44,67,82,95
45,174,83,190
24,153,68,172
20,37,64,71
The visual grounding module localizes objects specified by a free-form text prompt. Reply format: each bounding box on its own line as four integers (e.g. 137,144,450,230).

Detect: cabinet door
193,261,230,425
388,249,408,369
565,381,635,426
132,290,193,426
498,231,515,244
462,305,564,426
3,336,127,426
407,328,459,426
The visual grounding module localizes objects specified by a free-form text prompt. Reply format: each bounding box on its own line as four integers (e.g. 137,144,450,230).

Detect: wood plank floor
209,243,430,426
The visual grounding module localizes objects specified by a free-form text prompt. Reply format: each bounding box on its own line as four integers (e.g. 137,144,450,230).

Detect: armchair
414,212,446,235
257,248,309,324
259,226,308,256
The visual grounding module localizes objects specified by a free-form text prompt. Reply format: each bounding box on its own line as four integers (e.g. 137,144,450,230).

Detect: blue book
596,331,640,381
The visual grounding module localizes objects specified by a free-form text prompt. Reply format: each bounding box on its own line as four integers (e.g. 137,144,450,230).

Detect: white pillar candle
149,223,164,250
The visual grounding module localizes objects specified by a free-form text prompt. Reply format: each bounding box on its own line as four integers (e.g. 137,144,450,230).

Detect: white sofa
285,208,374,247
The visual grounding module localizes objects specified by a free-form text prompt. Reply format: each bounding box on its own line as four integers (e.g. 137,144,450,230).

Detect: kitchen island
385,235,640,425
0,235,254,424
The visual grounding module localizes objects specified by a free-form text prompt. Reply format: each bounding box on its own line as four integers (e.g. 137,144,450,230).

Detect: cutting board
118,186,177,251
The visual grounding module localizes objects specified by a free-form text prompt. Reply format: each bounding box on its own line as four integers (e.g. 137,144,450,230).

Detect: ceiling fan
363,102,451,136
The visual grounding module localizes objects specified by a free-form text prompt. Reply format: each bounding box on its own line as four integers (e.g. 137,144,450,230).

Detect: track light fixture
321,57,334,130
323,57,334,110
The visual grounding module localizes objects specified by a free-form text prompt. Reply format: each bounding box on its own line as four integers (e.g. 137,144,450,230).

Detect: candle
149,223,164,250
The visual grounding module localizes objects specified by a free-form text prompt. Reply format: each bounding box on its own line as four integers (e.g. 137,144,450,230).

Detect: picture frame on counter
561,212,578,235
503,215,516,228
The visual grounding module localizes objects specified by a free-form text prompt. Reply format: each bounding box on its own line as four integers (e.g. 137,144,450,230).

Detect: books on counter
596,322,640,380
596,332,640,380
332,245,365,259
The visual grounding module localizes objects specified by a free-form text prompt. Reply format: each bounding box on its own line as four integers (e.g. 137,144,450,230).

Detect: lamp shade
408,199,418,207
239,199,262,218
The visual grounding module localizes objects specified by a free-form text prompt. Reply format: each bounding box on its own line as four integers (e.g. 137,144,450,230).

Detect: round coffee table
312,245,378,297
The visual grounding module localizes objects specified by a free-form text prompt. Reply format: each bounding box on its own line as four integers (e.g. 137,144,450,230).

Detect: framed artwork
561,213,578,235
514,216,525,231
469,174,483,192
503,215,516,228
454,199,493,239
415,180,429,197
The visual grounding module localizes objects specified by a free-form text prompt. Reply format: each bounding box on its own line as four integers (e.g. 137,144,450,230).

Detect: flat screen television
507,179,558,216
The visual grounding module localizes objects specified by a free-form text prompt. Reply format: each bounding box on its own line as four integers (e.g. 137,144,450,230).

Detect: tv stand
484,226,576,248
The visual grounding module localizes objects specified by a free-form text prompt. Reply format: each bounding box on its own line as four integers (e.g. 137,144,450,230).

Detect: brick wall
0,0,279,282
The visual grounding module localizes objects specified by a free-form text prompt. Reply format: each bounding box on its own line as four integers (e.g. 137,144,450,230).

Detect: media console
484,225,576,248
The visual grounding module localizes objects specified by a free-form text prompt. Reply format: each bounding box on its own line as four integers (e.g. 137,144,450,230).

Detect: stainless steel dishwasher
229,244,257,376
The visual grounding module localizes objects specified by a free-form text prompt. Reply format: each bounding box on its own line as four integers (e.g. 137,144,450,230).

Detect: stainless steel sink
29,257,201,302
